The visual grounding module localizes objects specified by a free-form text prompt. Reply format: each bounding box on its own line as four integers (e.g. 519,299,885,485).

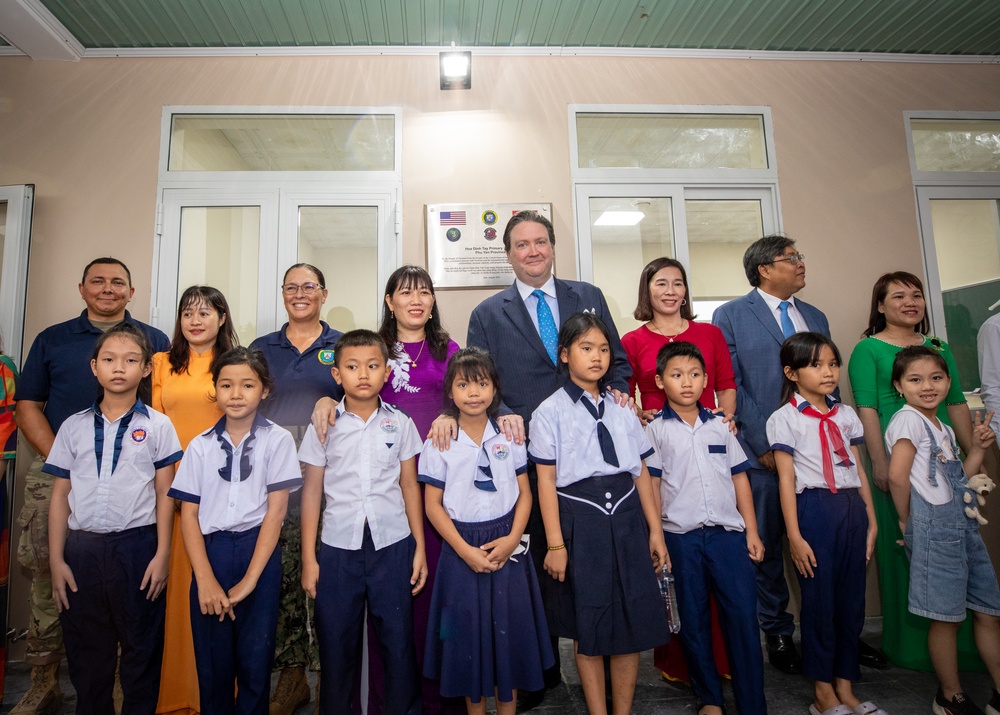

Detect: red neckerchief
791,394,853,493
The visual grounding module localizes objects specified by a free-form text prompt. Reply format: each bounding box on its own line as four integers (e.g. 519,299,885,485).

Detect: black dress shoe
517,689,545,712
765,634,803,674
858,638,889,669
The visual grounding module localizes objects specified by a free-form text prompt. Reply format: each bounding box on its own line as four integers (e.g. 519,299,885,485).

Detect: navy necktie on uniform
778,300,796,339
531,289,558,364
581,396,619,468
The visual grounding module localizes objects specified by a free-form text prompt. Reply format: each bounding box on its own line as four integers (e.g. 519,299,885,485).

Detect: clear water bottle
658,569,681,634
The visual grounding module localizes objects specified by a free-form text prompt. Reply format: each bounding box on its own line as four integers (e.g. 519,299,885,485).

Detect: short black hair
891,345,949,386
655,341,706,377
742,235,796,287
82,257,132,286
92,322,153,404
443,347,502,418
333,329,389,366
212,347,274,394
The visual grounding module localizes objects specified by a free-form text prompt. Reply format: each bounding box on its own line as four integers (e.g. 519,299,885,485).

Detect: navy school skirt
546,473,669,656
424,509,554,703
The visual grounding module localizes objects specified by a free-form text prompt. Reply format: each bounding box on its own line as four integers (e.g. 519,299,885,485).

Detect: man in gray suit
465,210,631,708
713,235,827,675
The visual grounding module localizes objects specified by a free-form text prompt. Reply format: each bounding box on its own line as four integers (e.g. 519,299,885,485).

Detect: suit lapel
747,289,786,344
501,284,557,366
555,279,580,324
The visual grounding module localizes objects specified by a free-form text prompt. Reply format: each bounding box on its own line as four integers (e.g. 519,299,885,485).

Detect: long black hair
167,285,240,376
378,265,451,362
778,332,842,406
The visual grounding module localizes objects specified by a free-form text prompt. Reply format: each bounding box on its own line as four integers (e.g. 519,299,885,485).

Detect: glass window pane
169,114,395,171
590,197,674,336
577,113,767,170
686,199,763,323
912,119,1000,172
297,206,379,332
931,198,1000,390
178,206,260,345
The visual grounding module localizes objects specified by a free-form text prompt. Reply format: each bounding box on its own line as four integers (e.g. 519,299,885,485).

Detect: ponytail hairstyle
92,322,154,405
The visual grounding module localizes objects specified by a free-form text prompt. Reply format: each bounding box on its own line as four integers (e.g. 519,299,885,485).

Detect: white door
0,185,33,363
155,186,397,342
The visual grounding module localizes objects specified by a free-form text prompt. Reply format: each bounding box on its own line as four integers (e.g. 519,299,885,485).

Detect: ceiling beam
0,0,83,60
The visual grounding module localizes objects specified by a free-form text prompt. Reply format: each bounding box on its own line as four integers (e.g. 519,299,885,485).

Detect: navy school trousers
61,524,165,715
315,526,421,715
190,525,281,715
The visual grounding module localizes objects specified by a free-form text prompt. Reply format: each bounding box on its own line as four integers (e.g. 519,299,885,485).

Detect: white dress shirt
169,414,301,534
516,275,560,334
757,287,808,334
418,418,527,523
298,400,421,550
44,400,182,533
644,404,751,534
528,383,654,488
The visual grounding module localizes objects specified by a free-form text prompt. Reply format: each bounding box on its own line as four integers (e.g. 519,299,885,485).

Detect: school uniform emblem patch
318,350,335,365
131,427,148,444
491,444,510,461
380,418,398,433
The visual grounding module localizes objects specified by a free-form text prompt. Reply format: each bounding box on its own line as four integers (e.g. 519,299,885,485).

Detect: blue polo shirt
249,321,345,428
18,311,170,434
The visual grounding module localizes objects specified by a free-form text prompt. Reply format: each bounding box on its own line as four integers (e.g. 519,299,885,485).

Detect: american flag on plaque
439,210,466,226
426,203,552,288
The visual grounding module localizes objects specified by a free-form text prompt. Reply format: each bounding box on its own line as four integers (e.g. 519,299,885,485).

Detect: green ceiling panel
27,0,1000,54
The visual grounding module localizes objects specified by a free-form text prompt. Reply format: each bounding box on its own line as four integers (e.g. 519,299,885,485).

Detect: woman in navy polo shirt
249,263,343,714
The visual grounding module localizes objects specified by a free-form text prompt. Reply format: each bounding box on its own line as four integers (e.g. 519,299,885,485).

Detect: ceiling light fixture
440,49,472,90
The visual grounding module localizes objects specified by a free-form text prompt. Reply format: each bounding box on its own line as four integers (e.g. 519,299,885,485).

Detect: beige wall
2,54,999,376
2,52,1000,636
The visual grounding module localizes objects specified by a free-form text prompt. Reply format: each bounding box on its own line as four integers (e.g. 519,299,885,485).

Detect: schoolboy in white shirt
644,341,767,715
298,330,426,715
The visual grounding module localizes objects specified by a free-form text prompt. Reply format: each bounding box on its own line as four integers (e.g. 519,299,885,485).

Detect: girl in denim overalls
887,346,1000,715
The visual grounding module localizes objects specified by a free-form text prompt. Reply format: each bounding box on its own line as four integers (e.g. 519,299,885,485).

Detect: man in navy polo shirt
13,257,168,715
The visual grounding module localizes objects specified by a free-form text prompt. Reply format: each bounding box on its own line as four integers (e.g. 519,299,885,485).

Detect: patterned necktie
778,300,796,339
532,289,558,364
581,395,619,468
792,395,853,493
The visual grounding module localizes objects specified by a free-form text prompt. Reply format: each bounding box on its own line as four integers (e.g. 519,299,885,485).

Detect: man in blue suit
713,235,826,675
466,210,630,708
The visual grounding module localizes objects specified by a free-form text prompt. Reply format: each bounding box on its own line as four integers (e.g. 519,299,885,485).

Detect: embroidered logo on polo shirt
491,444,510,461
380,418,398,433
318,350,335,365
131,427,148,444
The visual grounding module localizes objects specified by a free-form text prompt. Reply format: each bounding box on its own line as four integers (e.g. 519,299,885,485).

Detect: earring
681,299,687,306
390,311,395,321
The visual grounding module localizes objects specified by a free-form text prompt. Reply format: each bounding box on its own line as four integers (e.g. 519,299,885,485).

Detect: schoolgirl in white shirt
528,312,668,715
47,322,182,715
168,347,301,715
766,332,881,715
418,347,553,715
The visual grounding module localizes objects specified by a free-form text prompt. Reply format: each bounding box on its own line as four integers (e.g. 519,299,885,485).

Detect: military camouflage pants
16,455,63,665
273,500,319,670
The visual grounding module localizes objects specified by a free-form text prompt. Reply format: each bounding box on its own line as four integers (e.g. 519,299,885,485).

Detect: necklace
648,319,687,343
405,339,426,367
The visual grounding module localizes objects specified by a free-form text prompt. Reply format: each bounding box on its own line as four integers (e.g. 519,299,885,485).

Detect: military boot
269,666,310,715
10,663,63,715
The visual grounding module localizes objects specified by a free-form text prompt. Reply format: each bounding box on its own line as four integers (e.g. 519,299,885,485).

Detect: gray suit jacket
712,289,831,468
467,278,630,433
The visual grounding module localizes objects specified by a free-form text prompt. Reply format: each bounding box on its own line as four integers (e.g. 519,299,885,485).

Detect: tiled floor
2,620,995,713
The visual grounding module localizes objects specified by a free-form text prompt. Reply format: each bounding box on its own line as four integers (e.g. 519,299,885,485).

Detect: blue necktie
778,300,796,339
581,396,619,468
532,289,558,364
